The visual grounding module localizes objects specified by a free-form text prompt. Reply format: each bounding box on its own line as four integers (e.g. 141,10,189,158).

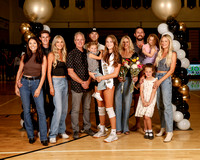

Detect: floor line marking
0,97,19,107
190,92,200,98
1,148,200,154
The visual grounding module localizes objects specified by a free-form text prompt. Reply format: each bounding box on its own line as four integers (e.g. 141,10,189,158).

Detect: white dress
135,78,157,118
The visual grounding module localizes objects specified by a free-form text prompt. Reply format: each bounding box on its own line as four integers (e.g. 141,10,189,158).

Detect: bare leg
103,87,116,129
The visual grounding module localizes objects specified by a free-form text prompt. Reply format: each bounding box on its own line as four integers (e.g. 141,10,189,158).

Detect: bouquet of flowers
129,57,143,93
119,59,131,93
119,57,143,93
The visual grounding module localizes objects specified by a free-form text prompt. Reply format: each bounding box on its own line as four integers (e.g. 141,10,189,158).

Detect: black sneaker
73,131,79,139
144,132,149,139
41,140,48,146
84,128,95,136
149,132,154,140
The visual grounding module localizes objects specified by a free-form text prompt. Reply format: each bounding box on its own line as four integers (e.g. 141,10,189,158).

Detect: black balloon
176,59,181,67
183,111,190,120
174,67,188,78
30,22,43,35
175,31,186,41
172,92,183,106
176,102,189,113
166,16,176,25
168,20,180,33
180,41,188,51
180,76,189,85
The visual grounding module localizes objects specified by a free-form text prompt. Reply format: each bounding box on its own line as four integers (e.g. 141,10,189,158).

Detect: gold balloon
152,0,181,21
182,94,190,103
172,77,182,88
19,23,31,34
24,31,35,42
178,85,189,96
23,0,53,24
179,22,186,32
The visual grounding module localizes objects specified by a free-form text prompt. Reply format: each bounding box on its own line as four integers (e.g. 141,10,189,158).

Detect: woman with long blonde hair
47,35,69,143
154,34,177,142
115,35,137,135
91,35,121,143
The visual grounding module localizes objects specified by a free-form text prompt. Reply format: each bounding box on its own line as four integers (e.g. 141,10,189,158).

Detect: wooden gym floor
0,80,200,160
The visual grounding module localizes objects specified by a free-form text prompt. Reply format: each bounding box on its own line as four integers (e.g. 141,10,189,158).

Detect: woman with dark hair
15,37,48,146
91,35,121,143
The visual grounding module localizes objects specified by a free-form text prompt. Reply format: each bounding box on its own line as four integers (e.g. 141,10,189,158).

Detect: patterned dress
135,78,157,118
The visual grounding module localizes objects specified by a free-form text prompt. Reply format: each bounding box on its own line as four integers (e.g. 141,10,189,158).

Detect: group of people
15,26,177,146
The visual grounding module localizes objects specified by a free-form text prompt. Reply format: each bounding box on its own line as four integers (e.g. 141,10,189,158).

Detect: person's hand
89,72,96,80
96,76,102,83
81,81,89,89
132,76,138,83
50,87,55,96
34,88,41,97
15,85,20,97
16,80,23,88
118,77,124,82
153,79,160,89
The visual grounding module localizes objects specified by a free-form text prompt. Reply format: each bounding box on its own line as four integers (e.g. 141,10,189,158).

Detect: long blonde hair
51,35,67,68
119,35,134,55
155,34,173,67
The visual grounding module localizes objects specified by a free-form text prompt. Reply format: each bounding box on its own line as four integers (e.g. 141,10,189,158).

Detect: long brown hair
24,37,43,64
103,35,119,67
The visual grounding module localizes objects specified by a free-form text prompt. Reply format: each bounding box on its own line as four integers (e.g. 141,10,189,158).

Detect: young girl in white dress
135,63,157,140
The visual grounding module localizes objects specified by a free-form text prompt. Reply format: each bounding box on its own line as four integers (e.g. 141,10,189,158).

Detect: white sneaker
93,92,103,101
156,128,165,137
49,137,56,143
61,133,69,139
92,92,96,98
164,132,173,142
97,124,108,132
104,133,118,143
93,130,107,138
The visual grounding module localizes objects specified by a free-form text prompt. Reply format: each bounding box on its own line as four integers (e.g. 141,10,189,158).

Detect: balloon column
157,17,191,131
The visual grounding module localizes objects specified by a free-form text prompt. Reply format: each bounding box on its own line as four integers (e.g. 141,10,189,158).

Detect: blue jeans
156,73,173,132
20,78,47,141
49,77,68,138
115,77,133,133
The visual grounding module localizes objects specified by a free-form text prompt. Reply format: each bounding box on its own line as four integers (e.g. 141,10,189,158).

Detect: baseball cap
89,27,98,34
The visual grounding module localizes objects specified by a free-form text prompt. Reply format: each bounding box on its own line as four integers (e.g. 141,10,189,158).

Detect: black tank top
51,60,67,76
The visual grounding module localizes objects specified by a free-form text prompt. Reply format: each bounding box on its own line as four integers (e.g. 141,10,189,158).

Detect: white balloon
173,40,181,51
177,119,190,130
172,104,176,112
43,25,51,33
162,31,174,40
158,23,169,34
181,58,190,69
177,49,186,60
173,111,184,123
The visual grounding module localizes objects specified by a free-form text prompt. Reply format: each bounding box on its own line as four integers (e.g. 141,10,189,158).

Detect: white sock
99,125,105,132
111,129,116,134
148,130,153,132
144,130,148,133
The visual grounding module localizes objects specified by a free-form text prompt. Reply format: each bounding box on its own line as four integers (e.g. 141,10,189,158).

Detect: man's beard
136,37,144,41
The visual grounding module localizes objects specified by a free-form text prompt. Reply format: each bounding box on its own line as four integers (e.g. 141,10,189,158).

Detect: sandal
116,131,122,135
124,131,130,135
